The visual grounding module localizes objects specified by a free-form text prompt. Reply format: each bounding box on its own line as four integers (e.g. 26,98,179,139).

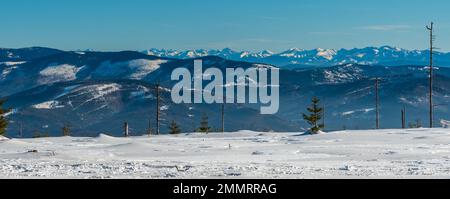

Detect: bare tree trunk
124,122,129,137
147,119,152,136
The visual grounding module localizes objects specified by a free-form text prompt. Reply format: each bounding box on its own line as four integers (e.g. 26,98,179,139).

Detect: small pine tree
62,123,71,137
0,99,9,136
416,119,423,128
147,119,154,136
147,128,154,136
409,119,422,128
197,115,211,133
168,120,181,134
32,131,49,138
302,96,324,134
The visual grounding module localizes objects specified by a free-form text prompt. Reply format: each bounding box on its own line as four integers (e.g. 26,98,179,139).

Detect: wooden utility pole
18,122,23,138
124,122,129,137
375,78,380,129
426,22,434,128
155,82,161,135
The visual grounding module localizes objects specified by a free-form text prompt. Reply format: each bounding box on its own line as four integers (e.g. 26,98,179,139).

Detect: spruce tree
302,96,324,134
0,99,9,136
197,115,211,133
168,120,181,134
62,123,71,137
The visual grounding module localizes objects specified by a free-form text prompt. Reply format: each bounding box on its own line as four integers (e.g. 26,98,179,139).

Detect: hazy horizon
0,45,445,54
1,0,449,52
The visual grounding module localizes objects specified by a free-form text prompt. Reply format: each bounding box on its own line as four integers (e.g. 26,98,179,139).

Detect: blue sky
1,0,449,52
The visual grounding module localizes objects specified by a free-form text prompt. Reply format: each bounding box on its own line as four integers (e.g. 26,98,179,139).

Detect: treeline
0,99,8,136
0,77,438,138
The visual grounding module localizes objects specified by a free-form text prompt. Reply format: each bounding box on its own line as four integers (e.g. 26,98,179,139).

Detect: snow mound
303,130,326,135
97,133,118,139
96,134,123,143
0,135,9,141
441,120,450,128
236,130,259,133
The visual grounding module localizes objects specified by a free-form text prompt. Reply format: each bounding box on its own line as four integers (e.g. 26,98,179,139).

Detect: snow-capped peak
257,50,274,57
140,46,445,67
316,49,337,60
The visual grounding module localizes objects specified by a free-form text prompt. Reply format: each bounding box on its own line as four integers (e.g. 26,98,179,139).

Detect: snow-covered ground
1,128,450,179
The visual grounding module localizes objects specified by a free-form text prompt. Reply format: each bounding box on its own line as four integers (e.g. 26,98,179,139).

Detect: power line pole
426,22,435,128
375,77,380,129
18,122,23,138
221,97,225,133
155,82,161,135
401,106,406,129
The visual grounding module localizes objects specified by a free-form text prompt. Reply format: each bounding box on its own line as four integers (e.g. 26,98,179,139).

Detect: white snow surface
39,64,82,84
1,66,18,80
94,59,167,80
1,129,450,179
32,100,64,109
127,59,167,79
0,61,27,66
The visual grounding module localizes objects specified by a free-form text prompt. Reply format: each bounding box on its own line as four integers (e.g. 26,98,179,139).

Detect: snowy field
1,128,450,179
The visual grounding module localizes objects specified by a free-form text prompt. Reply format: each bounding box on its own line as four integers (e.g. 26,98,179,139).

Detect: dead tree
124,122,129,137
147,119,153,136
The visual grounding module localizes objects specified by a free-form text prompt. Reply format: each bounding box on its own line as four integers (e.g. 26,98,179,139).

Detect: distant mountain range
142,46,450,68
1,47,450,137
